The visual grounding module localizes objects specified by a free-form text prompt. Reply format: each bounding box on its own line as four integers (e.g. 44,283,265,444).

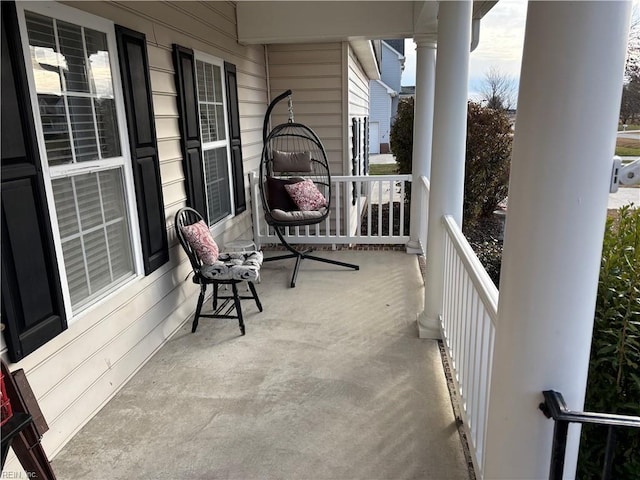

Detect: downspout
470,18,481,52
264,44,271,133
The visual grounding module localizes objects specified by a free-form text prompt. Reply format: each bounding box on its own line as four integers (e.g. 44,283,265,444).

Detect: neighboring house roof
382,40,405,63
383,39,404,55
373,79,397,96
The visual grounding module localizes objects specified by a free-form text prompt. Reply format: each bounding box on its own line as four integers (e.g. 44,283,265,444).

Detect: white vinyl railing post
407,35,437,254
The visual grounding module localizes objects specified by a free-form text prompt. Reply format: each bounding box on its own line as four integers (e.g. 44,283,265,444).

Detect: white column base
417,312,442,339
405,240,423,255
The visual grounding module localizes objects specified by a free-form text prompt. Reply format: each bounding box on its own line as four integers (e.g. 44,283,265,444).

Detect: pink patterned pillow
284,179,327,211
180,220,219,265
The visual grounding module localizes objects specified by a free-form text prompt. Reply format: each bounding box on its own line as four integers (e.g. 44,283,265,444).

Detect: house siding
369,41,403,154
1,1,267,471
369,81,392,152
346,44,370,234
267,42,344,174
380,41,402,93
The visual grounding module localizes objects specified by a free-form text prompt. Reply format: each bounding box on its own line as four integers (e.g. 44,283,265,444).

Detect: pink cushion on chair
284,179,327,211
180,220,219,265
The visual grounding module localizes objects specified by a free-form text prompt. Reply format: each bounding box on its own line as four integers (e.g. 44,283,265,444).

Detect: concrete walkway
369,153,396,165
52,251,470,480
608,187,639,209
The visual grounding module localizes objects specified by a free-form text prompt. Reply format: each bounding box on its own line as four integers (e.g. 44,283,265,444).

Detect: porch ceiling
236,1,497,45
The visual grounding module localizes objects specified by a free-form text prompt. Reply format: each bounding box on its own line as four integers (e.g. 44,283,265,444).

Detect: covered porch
1,1,634,478
51,250,473,479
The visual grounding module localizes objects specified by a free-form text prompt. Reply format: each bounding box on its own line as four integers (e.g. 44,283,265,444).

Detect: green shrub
578,205,640,479
390,97,414,177
463,102,512,223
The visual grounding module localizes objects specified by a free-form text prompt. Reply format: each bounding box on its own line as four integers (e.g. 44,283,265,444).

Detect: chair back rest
259,122,331,218
175,207,206,274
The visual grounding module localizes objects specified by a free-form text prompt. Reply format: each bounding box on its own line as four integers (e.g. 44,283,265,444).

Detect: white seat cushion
200,251,263,282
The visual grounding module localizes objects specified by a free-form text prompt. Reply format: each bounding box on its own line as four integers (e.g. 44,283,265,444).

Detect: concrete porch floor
52,250,470,480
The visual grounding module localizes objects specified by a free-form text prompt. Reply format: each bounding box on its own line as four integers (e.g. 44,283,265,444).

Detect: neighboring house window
20,5,138,315
195,55,233,226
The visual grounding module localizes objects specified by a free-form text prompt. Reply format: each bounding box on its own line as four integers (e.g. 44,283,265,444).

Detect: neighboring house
0,0,376,464
400,85,416,99
369,39,405,154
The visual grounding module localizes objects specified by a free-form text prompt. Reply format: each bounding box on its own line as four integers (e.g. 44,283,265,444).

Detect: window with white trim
20,5,138,315
195,55,233,227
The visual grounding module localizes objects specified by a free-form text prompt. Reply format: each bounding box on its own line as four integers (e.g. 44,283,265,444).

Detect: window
20,4,138,316
195,55,233,227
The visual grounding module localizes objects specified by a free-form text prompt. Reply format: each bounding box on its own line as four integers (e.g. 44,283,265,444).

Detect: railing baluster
378,180,383,236
602,425,616,480
367,178,372,238
549,420,570,480
388,180,394,238
356,180,362,237
346,181,351,239
399,180,405,236
461,275,471,402
335,181,341,237
471,294,482,446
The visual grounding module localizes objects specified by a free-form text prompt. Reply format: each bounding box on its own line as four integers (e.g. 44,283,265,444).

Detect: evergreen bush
578,205,640,479
390,97,414,177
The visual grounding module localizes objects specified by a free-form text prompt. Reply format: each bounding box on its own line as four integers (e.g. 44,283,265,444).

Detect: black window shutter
115,26,169,275
173,45,207,220
1,1,66,362
224,62,246,215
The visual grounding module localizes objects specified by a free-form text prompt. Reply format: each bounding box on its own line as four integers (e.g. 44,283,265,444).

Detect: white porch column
417,1,472,338
406,36,437,254
483,2,631,479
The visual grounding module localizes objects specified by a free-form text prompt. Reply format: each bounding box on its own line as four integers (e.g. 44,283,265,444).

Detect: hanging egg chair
259,90,359,287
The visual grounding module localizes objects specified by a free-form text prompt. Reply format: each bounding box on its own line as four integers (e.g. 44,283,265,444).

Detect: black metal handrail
539,390,640,480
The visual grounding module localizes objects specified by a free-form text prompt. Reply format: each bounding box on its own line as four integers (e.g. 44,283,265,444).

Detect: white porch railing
441,214,498,476
251,172,411,247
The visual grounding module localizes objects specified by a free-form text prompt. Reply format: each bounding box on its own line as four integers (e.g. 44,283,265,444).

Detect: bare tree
478,66,517,111
621,5,640,124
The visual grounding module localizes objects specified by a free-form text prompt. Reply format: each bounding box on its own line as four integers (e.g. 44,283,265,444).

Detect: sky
401,0,529,99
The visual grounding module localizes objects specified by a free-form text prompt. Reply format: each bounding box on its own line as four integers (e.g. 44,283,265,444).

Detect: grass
615,136,640,156
616,146,640,156
368,163,398,175
618,124,640,131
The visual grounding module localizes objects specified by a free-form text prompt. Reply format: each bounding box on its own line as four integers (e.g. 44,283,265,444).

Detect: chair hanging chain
287,95,294,123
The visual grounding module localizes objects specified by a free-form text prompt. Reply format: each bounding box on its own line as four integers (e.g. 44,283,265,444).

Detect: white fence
441,214,498,476
251,172,412,247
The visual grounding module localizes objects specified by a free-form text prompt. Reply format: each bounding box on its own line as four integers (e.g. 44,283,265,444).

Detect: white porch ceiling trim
237,1,417,44
236,1,497,45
